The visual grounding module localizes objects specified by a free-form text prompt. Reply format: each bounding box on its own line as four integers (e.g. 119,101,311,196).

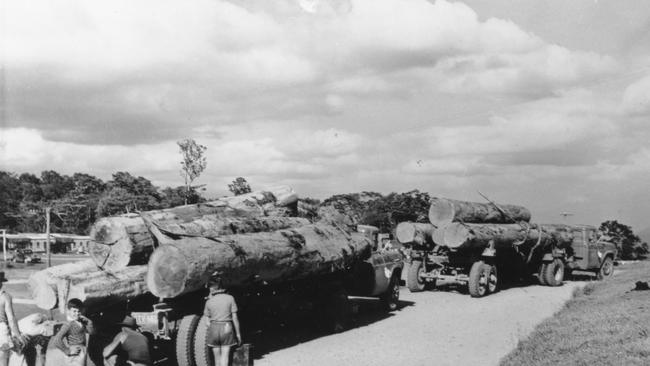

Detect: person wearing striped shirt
50,299,94,366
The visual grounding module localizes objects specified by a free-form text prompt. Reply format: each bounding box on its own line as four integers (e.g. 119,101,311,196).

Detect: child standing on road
203,273,241,366
51,298,94,366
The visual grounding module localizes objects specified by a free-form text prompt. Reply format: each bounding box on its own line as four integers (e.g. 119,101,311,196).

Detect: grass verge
500,261,650,366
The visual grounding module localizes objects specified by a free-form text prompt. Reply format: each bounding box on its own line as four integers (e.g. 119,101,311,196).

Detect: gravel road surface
256,281,586,366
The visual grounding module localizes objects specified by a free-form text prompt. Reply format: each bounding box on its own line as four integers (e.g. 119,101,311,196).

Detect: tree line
0,170,205,235
0,169,646,260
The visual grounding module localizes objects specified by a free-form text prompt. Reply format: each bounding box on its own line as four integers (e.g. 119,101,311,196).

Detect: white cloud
622,74,650,115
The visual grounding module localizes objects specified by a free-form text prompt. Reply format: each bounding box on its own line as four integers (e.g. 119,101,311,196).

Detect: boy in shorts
203,274,241,366
51,298,94,366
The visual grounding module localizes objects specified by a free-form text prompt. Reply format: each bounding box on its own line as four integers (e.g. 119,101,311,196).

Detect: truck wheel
468,261,489,298
486,264,498,294
175,314,201,366
193,316,213,366
381,274,400,311
543,259,564,287
407,260,426,292
538,264,548,285
597,257,614,280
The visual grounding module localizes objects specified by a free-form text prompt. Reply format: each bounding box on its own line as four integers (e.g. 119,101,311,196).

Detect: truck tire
468,261,489,298
543,259,564,287
407,260,426,292
193,316,213,366
597,257,614,280
538,264,548,285
380,274,400,311
176,314,201,366
317,287,350,333
486,264,498,294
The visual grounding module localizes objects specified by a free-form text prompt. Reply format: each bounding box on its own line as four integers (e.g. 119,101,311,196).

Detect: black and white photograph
1,0,650,365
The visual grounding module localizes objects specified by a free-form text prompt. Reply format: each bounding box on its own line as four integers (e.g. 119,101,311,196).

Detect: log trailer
121,224,403,366
401,222,616,298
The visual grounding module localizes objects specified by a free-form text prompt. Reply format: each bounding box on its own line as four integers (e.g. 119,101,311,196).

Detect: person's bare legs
0,350,8,366
220,345,232,366
211,346,222,366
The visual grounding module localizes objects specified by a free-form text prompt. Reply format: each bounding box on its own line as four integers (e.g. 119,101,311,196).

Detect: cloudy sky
1,0,650,229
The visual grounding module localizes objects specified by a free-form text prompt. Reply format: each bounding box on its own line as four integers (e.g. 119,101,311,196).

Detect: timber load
428,197,531,227
28,261,150,314
89,187,300,272
145,218,372,299
395,222,436,247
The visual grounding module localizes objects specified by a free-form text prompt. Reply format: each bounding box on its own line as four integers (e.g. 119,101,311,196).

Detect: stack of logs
29,186,373,314
396,197,578,251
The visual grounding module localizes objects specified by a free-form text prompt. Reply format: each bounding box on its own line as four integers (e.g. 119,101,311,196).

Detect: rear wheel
468,261,489,298
176,315,201,366
597,257,614,280
407,260,426,292
486,264,498,294
543,259,564,287
538,264,548,285
193,316,213,366
381,274,400,311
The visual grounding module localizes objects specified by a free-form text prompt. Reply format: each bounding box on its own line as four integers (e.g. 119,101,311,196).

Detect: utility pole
1,229,6,267
45,207,52,267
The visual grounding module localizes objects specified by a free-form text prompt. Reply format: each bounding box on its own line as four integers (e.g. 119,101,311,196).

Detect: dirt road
255,281,586,366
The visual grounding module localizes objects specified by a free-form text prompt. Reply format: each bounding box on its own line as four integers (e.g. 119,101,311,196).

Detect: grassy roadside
500,261,650,366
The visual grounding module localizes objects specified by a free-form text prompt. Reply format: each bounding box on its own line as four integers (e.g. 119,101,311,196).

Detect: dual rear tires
468,261,498,298
538,259,564,287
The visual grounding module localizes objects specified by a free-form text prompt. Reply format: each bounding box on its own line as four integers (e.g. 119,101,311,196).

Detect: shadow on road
247,296,415,361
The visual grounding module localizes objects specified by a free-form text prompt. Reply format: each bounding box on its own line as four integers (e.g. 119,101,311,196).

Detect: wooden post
1,229,6,268
45,207,51,268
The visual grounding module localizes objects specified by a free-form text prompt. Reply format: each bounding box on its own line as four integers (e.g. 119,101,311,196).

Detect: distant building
2,233,91,254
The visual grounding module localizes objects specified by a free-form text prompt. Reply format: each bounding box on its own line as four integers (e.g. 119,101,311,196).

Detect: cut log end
428,198,455,227
395,222,417,244
147,245,189,299
32,283,58,310
442,223,472,248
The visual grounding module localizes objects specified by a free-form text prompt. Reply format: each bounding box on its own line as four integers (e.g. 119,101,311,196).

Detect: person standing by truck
50,298,94,366
0,271,25,366
102,315,152,366
203,273,241,366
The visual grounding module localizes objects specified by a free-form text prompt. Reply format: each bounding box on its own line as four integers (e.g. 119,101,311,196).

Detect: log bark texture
428,197,531,227
395,222,436,246
146,224,372,299
54,265,148,314
441,222,553,250
89,187,300,272
28,259,98,310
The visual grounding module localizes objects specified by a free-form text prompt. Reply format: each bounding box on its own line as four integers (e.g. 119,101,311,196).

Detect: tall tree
178,139,207,204
228,177,252,196
0,172,22,229
599,220,642,260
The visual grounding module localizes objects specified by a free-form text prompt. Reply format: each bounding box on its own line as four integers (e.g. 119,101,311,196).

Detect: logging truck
538,224,617,284
402,222,617,297
125,224,403,366
397,197,618,298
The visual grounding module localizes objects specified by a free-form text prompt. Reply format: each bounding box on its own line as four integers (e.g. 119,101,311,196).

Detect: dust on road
255,282,586,366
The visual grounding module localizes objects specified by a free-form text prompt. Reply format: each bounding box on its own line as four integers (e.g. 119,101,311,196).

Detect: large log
395,222,436,246
441,222,553,250
146,223,372,299
89,187,300,272
428,197,531,226
55,265,148,314
28,259,98,310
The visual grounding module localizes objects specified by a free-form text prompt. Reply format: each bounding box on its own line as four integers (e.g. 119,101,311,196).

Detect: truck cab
565,226,617,279
352,225,404,310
